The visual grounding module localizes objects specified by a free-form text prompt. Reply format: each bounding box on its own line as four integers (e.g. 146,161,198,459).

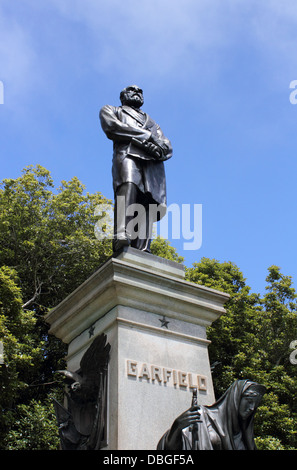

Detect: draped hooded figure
157,380,266,451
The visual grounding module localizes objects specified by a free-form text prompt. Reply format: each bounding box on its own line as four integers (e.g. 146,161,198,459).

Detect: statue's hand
142,141,163,159
165,405,201,449
174,405,201,431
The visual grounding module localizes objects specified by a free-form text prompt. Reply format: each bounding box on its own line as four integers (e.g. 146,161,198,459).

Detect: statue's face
239,393,262,420
121,85,144,108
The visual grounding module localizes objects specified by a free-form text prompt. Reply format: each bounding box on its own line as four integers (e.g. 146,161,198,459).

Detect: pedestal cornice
45,248,229,343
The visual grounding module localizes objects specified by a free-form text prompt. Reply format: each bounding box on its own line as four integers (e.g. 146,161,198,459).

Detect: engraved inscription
126,359,207,391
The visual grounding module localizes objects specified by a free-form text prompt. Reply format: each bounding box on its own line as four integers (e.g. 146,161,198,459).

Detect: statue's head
120,85,144,108
238,382,266,421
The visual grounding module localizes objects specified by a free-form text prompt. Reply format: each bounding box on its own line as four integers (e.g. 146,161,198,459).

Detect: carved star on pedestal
159,315,169,329
88,324,95,338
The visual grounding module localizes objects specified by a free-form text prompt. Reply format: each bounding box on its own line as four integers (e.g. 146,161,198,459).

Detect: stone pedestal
45,248,229,450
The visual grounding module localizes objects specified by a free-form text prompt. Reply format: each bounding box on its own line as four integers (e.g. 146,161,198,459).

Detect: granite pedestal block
45,247,229,450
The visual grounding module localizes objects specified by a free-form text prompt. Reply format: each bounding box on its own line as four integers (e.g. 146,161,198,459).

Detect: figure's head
120,85,144,108
238,383,266,421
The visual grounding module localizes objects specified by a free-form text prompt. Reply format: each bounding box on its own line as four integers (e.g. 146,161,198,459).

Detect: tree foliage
0,165,112,310
0,266,42,435
0,166,112,449
186,259,297,449
151,236,184,263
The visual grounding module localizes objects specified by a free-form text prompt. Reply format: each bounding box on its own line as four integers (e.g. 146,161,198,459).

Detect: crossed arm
100,105,172,160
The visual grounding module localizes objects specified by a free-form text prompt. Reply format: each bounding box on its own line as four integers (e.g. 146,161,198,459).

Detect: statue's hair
119,88,127,104
120,85,143,105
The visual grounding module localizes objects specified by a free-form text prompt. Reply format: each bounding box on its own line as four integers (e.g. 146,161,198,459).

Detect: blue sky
1,0,297,296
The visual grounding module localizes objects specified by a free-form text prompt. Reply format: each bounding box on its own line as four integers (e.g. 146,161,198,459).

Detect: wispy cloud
0,5,40,108
2,0,297,108
43,0,297,87
47,0,234,79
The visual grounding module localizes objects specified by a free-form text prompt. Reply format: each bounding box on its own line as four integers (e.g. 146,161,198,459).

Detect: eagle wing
79,334,111,383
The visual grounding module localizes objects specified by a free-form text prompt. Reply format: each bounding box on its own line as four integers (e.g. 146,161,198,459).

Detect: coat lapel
122,105,148,127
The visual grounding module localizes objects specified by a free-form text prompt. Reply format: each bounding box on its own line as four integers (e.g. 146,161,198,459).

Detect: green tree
0,165,113,311
0,165,113,449
253,266,297,449
186,258,262,393
0,266,43,439
3,398,60,450
151,236,184,263
186,258,297,449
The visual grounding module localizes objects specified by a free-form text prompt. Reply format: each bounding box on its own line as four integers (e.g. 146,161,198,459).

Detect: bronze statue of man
99,85,172,253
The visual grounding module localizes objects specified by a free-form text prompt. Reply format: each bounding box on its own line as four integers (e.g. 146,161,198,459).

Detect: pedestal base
46,248,229,450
